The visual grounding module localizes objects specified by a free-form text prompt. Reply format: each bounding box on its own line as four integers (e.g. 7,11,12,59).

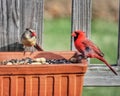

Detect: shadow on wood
0,42,24,51
33,52,66,59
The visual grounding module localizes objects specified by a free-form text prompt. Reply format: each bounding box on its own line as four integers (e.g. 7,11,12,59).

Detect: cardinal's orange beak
31,32,37,37
72,32,76,37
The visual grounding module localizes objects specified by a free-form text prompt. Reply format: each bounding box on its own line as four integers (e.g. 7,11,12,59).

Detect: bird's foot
69,52,85,63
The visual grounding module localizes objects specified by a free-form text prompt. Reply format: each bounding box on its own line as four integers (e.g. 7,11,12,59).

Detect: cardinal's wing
82,39,104,57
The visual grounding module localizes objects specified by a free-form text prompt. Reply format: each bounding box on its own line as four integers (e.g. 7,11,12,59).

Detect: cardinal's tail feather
34,43,43,51
97,57,118,75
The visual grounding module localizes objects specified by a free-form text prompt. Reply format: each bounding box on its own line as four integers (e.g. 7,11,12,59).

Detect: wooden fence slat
84,65,120,86
118,0,120,66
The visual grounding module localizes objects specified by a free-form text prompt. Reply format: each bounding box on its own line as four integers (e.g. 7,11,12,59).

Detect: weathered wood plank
118,0,120,66
0,0,43,51
71,0,92,50
84,65,120,86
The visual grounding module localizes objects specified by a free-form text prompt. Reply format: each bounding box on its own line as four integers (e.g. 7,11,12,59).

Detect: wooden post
71,0,92,50
0,0,44,51
118,0,120,66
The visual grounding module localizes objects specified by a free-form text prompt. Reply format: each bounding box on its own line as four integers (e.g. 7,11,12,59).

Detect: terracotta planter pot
0,51,87,96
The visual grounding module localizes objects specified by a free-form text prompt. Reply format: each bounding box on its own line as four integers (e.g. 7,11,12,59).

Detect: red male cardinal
21,28,43,53
72,30,118,75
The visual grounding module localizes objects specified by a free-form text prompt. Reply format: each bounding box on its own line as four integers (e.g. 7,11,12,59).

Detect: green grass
43,18,71,51
43,18,120,96
91,19,118,64
83,87,120,96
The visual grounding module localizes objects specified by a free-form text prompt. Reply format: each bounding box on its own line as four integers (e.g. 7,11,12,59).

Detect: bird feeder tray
0,51,87,96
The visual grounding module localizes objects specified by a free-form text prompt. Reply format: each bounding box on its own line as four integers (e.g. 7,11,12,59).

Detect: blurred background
43,0,120,96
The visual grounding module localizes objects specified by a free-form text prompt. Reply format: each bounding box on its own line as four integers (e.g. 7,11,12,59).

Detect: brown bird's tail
97,57,118,75
34,43,43,51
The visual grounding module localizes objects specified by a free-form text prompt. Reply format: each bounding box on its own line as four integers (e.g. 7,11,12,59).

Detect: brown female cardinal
72,30,118,75
21,28,43,53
